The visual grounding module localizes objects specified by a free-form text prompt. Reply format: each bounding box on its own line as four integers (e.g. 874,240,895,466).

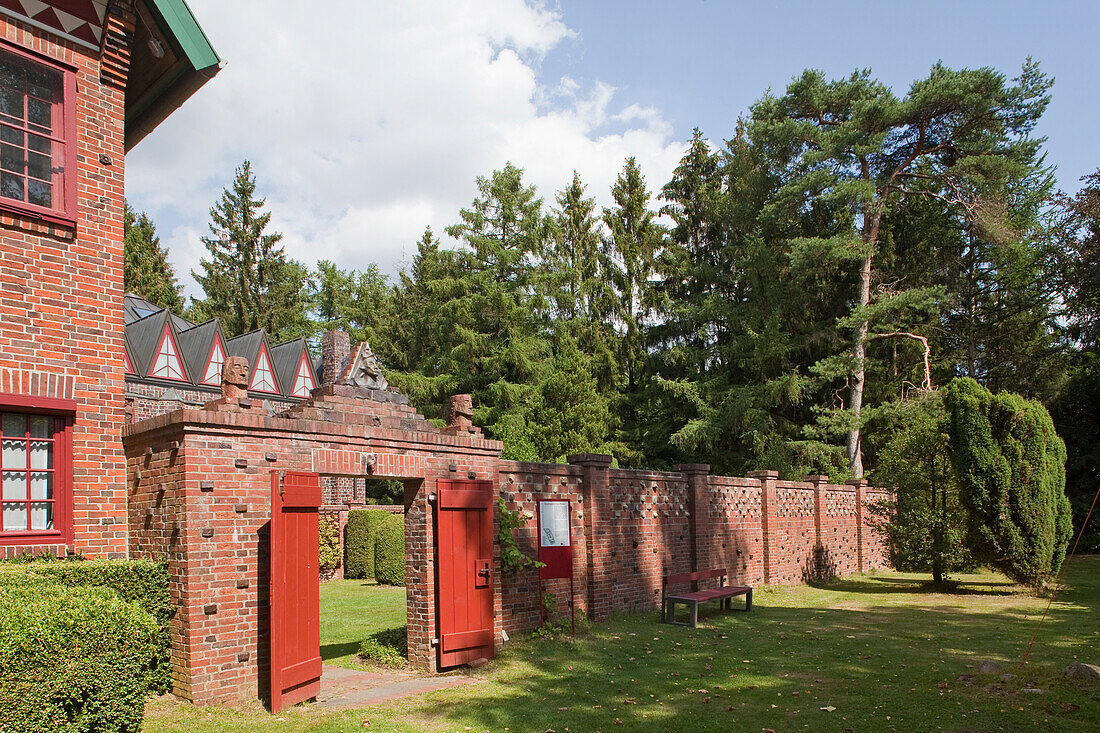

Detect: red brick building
0,0,219,557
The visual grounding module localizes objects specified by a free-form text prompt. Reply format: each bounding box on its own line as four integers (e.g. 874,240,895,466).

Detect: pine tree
123,201,183,311
314,260,392,347
191,161,313,341
750,60,1053,477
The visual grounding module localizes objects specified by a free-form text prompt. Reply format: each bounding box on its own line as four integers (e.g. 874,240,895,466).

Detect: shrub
944,377,1073,586
373,513,406,586
357,626,408,666
0,557,172,694
319,514,342,580
345,509,391,580
0,581,160,733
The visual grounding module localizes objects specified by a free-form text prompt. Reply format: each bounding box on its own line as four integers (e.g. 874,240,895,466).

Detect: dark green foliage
497,498,543,573
357,626,407,667
191,161,314,341
313,260,392,347
319,514,341,580
869,393,973,582
943,377,1073,585
0,580,160,733
123,201,183,311
373,514,406,586
344,509,390,580
0,556,172,694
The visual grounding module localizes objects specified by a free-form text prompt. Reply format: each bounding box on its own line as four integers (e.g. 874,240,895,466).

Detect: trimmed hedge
345,510,393,580
373,514,406,586
0,557,173,694
0,581,160,733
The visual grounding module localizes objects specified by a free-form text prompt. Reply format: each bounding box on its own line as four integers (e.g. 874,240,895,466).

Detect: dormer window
291,352,316,398
0,40,76,225
202,335,226,386
249,344,278,393
150,327,186,381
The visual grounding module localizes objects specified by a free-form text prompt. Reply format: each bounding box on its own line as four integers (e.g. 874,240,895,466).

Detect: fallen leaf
820,705,837,712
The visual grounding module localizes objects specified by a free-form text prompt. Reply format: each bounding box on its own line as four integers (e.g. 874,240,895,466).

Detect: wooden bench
661,569,752,627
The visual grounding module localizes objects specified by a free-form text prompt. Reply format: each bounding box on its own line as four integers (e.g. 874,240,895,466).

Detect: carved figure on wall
445,393,474,431
222,356,250,400
341,342,389,391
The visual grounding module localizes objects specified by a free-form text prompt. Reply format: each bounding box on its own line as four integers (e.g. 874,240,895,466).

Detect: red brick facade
0,16,129,558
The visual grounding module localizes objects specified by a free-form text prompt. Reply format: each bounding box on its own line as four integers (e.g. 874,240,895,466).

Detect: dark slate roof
122,294,315,402
176,319,224,381
270,339,308,395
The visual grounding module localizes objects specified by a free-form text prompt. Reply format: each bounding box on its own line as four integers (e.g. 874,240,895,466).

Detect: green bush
0,557,172,693
944,377,1074,586
357,626,408,666
319,514,341,580
0,581,160,733
345,510,391,580
373,513,406,586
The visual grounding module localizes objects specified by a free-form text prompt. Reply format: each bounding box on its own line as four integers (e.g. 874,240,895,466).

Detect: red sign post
536,499,575,634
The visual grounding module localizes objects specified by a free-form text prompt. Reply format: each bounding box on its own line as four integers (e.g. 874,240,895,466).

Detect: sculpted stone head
222,356,250,399
446,393,474,429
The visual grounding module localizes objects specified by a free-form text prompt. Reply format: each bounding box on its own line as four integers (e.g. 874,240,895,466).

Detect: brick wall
0,17,128,558
495,462,890,637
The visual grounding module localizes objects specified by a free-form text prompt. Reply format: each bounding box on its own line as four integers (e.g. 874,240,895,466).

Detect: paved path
315,663,477,709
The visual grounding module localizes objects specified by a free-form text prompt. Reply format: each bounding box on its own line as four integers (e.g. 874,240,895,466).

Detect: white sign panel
539,501,570,547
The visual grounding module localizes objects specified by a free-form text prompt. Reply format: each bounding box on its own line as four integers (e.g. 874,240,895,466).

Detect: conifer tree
750,60,1053,477
191,161,313,340
123,201,183,312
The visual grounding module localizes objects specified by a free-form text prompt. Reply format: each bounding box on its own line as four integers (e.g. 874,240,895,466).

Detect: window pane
0,143,22,173
29,441,51,470
29,417,51,438
1,414,25,436
26,97,50,130
30,501,52,530
27,151,49,180
0,57,24,90
29,471,50,499
26,66,59,101
2,471,23,500
0,125,21,145
2,440,25,468
27,178,50,208
2,502,27,531
28,133,49,154
0,87,22,119
1,171,23,201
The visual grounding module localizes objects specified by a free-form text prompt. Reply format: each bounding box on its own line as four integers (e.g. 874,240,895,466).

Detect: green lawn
318,579,406,669
145,557,1100,732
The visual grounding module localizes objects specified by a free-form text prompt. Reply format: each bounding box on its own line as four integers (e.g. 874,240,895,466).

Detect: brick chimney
320,331,351,386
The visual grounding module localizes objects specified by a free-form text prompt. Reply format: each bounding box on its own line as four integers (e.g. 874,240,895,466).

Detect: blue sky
127,1,1099,296
541,0,1099,191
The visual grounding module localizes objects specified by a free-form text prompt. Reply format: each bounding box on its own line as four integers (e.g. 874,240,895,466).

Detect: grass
318,578,406,669
145,556,1100,732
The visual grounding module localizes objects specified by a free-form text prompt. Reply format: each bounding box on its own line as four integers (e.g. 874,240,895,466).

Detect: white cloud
126,0,685,297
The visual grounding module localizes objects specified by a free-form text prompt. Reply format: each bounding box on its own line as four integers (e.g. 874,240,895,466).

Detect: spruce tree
123,201,183,311
191,161,313,340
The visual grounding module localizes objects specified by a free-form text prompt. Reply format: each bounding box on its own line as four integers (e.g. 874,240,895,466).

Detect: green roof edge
150,0,221,71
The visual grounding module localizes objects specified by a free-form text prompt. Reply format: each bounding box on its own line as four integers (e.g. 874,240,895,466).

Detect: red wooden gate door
436,479,495,667
269,471,323,712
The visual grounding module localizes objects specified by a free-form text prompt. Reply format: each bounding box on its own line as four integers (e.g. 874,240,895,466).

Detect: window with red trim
291,352,316,398
150,327,186,381
249,345,278,393
1,410,71,544
0,40,77,225
202,336,225,386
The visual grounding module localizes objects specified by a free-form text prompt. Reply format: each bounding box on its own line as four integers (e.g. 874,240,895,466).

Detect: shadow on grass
394,557,1100,733
320,641,361,661
812,574,1019,596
